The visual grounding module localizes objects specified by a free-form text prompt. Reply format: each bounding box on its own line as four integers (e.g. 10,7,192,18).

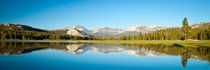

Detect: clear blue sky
0,0,210,30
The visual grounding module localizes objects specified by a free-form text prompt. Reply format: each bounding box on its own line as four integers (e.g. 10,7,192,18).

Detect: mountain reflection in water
0,41,210,68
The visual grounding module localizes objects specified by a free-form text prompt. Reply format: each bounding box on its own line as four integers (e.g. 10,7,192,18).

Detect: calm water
0,41,209,70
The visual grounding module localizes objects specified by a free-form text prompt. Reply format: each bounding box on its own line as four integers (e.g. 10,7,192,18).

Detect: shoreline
78,40,210,47
1,40,210,47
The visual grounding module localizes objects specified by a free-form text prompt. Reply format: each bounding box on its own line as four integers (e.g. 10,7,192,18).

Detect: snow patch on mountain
92,27,124,34
126,24,168,33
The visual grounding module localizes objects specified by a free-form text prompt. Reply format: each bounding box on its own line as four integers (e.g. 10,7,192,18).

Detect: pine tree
182,18,190,40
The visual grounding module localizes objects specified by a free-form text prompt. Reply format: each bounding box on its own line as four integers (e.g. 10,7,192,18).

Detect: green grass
1,40,210,47
172,43,210,48
78,40,210,47
78,40,210,44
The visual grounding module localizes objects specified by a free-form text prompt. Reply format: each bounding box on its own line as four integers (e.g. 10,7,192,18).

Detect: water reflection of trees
0,42,70,55
0,42,209,67
119,44,210,67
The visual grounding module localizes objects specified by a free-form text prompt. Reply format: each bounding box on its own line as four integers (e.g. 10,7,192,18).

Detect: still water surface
0,41,209,70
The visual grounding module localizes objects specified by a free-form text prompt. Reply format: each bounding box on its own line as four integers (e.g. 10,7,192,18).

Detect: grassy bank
78,40,210,44
78,40,210,47
1,40,210,47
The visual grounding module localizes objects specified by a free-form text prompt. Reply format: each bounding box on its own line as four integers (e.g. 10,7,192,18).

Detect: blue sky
0,0,210,30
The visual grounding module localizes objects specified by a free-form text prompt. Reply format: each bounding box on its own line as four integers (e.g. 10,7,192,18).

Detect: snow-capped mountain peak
126,24,168,33
72,25,88,32
92,27,123,34
190,22,210,28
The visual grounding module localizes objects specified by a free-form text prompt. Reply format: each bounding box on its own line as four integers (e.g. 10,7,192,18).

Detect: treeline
119,27,210,40
1,18,209,40
119,18,210,40
0,30,91,40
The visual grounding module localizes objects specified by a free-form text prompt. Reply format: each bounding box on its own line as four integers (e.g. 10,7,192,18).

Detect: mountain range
54,24,169,37
59,22,210,37
0,23,47,32
0,22,209,37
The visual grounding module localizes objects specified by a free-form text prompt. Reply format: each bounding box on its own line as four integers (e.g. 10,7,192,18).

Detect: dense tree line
0,30,91,40
119,18,210,40
1,18,209,40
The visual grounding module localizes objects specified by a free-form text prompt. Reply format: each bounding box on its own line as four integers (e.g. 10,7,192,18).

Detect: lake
0,41,209,70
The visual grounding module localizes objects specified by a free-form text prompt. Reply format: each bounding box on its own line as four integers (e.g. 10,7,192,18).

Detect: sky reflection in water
0,41,209,70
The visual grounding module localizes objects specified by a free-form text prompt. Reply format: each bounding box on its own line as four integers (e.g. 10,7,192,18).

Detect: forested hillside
0,23,91,40
119,18,210,40
0,18,209,40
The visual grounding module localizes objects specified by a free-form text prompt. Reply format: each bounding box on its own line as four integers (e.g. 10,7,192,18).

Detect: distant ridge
1,22,209,37
0,23,47,32
190,22,210,28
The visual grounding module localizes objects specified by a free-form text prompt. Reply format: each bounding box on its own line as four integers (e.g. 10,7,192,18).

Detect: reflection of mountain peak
63,44,166,57
1,42,209,66
64,44,123,54
64,44,87,55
